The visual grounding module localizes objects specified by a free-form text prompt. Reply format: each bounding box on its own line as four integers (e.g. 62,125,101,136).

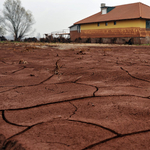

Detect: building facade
69,2,150,44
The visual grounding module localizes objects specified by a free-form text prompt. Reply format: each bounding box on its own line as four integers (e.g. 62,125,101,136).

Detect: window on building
114,21,116,25
146,20,150,29
77,25,81,33
97,23,100,26
105,22,108,26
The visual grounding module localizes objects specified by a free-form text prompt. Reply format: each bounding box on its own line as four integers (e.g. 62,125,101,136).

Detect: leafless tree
0,15,5,36
3,0,35,41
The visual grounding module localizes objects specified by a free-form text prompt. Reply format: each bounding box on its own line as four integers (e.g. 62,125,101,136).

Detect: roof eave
74,17,146,25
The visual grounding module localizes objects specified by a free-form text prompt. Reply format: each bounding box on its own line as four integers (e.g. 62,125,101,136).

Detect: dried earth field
0,42,150,150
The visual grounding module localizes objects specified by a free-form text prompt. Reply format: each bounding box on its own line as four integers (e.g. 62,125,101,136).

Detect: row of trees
0,0,34,41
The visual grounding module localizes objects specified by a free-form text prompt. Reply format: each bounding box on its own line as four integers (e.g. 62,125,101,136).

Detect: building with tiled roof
69,2,150,44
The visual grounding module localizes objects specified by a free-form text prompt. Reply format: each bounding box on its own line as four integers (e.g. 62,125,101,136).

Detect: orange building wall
80,27,141,38
79,27,150,38
70,31,80,41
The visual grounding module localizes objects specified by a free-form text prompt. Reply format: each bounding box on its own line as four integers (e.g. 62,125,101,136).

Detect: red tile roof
74,2,150,25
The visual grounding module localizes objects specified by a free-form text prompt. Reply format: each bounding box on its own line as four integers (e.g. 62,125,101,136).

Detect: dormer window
101,3,115,15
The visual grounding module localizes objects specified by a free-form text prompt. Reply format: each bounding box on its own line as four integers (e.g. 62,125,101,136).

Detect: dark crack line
1,94,149,111
120,67,150,83
2,122,44,149
28,74,55,86
11,66,26,74
2,110,29,127
122,129,150,137
2,127,29,149
0,86,23,93
82,129,150,150
69,102,78,118
0,74,55,93
75,82,99,97
93,86,99,97
68,119,120,136
0,60,7,64
82,136,118,150
1,60,6,64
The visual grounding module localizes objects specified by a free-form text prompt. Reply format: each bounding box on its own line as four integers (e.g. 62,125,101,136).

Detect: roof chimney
101,3,107,14
101,3,106,8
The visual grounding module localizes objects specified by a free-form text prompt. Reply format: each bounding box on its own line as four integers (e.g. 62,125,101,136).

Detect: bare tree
0,15,5,36
3,0,35,41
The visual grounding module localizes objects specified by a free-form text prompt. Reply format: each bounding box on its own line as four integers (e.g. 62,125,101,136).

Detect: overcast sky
0,0,150,38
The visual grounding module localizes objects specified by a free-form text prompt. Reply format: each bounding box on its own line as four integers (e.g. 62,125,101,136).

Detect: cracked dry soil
0,43,150,150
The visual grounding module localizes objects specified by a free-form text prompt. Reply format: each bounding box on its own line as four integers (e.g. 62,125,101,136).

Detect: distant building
69,2,150,44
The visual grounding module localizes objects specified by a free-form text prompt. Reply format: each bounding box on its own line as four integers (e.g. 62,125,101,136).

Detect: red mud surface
0,43,150,150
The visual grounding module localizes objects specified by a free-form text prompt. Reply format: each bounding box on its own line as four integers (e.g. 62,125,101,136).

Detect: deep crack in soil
120,67,150,83
69,102,78,118
82,129,150,150
11,66,26,74
2,110,29,127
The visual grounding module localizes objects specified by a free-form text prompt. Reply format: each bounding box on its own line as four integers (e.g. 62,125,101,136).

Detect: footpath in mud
0,43,150,150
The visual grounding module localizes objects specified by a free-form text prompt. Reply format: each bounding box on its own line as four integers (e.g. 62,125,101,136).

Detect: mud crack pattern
0,43,150,149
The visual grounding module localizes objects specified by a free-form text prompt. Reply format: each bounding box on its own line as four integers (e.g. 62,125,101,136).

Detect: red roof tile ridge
138,2,150,8
139,2,150,6
114,2,141,7
138,2,150,18
139,2,142,18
